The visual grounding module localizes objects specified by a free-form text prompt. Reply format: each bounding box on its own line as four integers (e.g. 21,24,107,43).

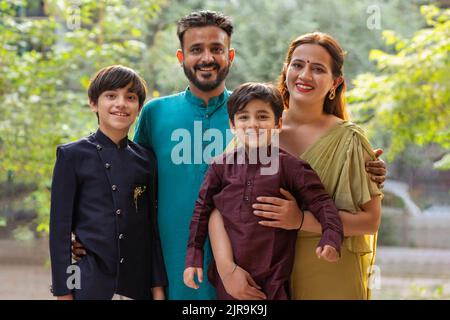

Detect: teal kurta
134,87,231,299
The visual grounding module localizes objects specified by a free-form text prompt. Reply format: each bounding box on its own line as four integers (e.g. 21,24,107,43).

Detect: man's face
177,26,234,92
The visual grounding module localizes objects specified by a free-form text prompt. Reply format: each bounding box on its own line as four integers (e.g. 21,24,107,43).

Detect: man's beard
183,62,230,92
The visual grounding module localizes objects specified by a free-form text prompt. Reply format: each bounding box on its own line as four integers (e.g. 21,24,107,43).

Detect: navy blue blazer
49,129,168,300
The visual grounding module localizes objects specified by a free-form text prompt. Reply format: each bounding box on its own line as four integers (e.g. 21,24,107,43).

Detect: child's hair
88,65,147,109
177,10,234,48
227,82,284,125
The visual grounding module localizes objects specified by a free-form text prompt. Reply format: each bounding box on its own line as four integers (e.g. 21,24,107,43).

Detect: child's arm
184,163,223,289
293,163,344,259
208,209,267,300
252,190,381,236
49,146,77,297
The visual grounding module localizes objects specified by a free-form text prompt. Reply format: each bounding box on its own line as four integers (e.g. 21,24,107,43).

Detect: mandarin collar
94,129,128,149
184,87,230,108
229,145,280,164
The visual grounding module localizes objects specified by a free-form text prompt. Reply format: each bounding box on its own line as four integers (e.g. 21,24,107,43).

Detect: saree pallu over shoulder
294,120,382,299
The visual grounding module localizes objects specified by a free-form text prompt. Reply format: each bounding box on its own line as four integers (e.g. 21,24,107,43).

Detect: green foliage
144,0,428,93
206,0,427,89
434,153,450,170
0,0,165,234
0,0,440,235
348,5,450,162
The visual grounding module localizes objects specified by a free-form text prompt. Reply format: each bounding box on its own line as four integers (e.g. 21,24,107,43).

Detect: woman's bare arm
254,188,382,236
300,196,382,236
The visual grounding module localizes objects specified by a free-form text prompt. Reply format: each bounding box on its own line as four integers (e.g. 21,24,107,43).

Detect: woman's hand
252,188,302,230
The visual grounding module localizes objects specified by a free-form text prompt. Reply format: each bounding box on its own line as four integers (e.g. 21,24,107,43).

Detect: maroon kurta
186,147,343,299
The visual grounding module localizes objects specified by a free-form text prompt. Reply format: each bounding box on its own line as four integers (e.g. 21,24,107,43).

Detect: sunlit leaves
349,5,450,163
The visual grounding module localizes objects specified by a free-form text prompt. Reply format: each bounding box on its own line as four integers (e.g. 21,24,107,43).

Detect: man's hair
227,82,284,125
177,10,233,48
88,65,147,109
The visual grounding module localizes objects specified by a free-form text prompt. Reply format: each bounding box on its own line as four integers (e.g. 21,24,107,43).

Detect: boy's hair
88,65,147,109
227,82,284,125
177,10,233,48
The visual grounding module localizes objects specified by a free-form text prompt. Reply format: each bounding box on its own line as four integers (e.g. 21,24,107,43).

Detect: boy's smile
231,99,282,150
89,83,141,144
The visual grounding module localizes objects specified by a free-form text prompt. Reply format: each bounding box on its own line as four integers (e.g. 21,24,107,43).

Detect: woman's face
286,43,338,107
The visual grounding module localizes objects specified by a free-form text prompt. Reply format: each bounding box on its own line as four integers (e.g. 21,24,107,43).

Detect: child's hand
57,294,73,300
183,267,203,289
316,245,339,262
151,286,166,300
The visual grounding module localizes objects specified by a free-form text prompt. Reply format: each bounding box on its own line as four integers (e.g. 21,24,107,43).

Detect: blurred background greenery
0,0,449,299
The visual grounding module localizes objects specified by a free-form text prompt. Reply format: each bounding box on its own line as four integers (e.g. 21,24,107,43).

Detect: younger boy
49,65,167,300
184,82,343,300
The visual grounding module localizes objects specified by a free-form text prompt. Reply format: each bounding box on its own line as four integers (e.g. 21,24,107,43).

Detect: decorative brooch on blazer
133,186,147,212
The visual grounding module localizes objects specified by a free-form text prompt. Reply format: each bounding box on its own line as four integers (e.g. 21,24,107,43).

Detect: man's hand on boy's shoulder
71,239,86,261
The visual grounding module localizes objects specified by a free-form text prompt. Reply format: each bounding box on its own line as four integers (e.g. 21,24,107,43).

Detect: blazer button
120,258,125,264
119,234,124,240
112,185,117,191
116,209,121,215
96,144,102,151
105,163,111,169
244,196,249,201
247,181,252,186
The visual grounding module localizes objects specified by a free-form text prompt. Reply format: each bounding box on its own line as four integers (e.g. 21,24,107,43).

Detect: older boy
49,65,167,300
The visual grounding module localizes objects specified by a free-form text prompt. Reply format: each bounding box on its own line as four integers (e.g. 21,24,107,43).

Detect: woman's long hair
278,32,349,120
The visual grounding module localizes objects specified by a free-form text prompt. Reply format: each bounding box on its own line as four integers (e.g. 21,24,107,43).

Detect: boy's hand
366,149,386,189
183,267,203,289
316,245,339,262
71,239,86,261
151,286,165,300
57,294,73,300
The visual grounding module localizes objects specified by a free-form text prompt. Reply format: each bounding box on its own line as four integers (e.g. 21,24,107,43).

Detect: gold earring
328,88,336,100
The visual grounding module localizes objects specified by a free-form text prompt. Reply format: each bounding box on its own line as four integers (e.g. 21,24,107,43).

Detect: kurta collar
184,87,230,109
94,129,128,149
229,145,280,164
